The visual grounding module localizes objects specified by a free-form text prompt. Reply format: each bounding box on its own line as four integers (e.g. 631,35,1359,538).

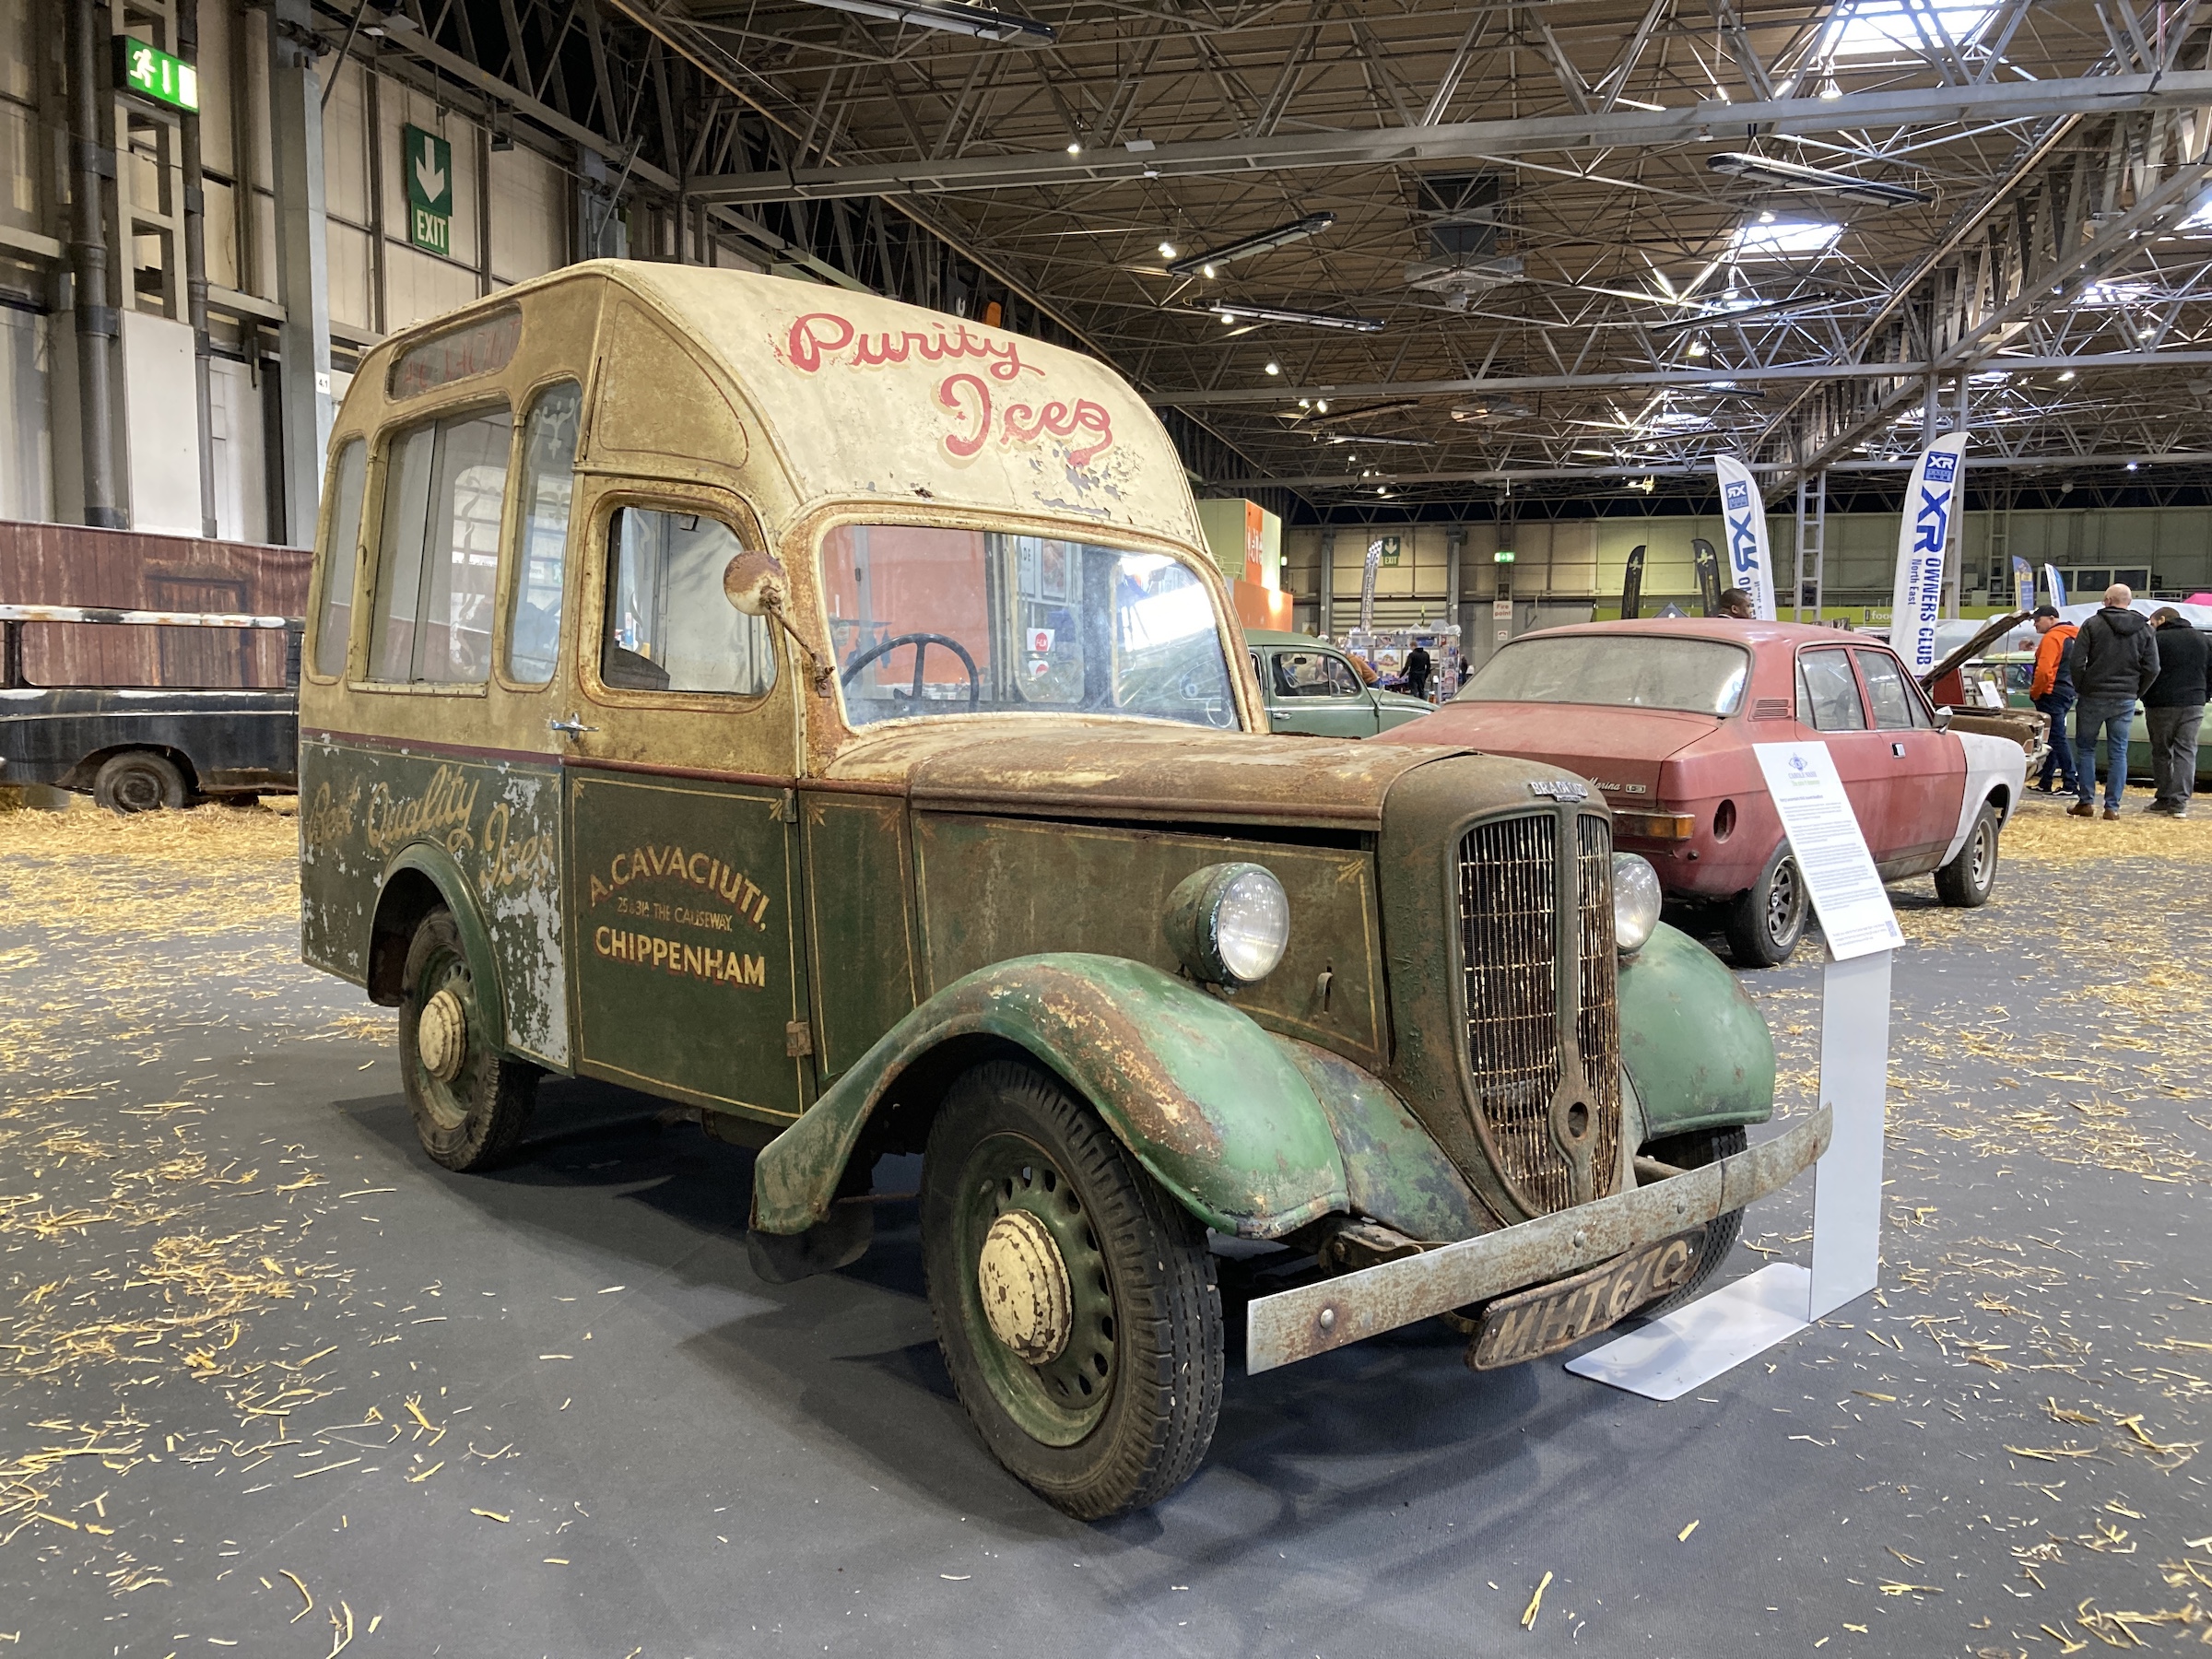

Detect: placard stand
1567,743,1897,1400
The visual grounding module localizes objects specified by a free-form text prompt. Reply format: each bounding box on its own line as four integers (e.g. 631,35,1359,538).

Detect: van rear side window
316,439,367,677
369,406,512,685
505,382,581,685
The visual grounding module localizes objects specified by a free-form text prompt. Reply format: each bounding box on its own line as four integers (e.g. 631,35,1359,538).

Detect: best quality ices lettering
594,926,768,989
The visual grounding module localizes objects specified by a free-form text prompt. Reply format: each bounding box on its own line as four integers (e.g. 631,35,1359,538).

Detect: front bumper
1245,1106,1832,1372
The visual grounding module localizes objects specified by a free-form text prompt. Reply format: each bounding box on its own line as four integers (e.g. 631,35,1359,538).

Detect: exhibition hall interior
2,0,2209,1653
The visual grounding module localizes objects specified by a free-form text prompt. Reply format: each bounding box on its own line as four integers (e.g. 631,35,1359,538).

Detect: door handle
549,714,600,739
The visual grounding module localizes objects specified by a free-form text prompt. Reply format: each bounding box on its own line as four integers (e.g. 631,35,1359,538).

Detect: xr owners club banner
1889,431,1969,675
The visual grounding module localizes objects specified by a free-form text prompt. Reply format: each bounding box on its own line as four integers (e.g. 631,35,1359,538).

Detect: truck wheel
1935,803,2000,908
1722,844,1807,968
922,1060,1222,1520
398,907,538,1171
93,750,187,814
1640,1126,1748,1315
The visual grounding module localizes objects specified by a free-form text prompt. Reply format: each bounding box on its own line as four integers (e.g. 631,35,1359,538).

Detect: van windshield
818,525,1239,730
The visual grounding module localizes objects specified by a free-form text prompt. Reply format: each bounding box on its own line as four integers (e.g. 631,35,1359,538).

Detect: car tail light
1613,809,1696,841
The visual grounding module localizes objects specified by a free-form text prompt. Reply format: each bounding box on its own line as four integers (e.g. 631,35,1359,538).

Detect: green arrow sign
113,36,199,113
404,124,453,256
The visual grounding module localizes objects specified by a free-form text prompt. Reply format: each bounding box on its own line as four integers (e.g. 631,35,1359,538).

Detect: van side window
368,406,512,685
504,382,581,685
601,507,776,697
315,439,367,677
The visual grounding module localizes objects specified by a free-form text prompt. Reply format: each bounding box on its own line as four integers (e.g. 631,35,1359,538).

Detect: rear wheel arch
366,850,507,1053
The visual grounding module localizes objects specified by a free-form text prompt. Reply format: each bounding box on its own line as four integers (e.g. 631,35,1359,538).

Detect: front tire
922,1061,1222,1520
1935,802,2000,908
397,908,538,1171
1641,1125,1748,1315
1722,844,1808,968
93,750,187,813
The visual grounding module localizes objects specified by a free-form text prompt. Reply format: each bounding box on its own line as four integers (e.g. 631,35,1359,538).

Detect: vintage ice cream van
297,261,1829,1518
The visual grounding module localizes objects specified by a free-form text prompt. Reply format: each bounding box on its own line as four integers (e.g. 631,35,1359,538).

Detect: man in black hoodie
2144,608,2209,817
2070,584,2161,818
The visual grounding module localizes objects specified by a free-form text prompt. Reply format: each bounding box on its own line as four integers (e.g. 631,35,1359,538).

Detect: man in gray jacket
2069,584,2162,818
2144,608,2209,817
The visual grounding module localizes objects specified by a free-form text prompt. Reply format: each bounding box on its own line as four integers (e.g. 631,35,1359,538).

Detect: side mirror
723,549,790,618
1933,705,1952,730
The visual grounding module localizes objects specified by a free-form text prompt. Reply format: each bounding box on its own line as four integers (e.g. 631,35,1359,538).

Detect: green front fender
1618,921,1776,1140
751,954,1350,1241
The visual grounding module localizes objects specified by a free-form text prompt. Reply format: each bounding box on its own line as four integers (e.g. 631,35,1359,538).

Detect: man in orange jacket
2030,605,2078,794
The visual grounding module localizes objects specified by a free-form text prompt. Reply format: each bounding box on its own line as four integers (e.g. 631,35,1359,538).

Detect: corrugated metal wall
0,520,309,687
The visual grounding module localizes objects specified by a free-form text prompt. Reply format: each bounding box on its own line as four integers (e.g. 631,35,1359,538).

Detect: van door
562,499,809,1122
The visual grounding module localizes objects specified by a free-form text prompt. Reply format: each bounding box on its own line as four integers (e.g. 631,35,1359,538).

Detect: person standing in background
1715,587,1756,620
2069,584,2161,819
1404,641,1433,701
2029,605,2079,794
2143,608,2208,818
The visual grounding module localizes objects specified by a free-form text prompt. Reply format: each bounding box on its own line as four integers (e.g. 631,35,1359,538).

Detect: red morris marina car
1375,619,2027,966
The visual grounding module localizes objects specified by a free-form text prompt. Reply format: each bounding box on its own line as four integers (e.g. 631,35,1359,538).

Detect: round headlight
1612,852,1663,954
1165,863,1290,987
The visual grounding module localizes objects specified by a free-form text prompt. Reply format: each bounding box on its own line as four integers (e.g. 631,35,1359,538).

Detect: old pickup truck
296,262,1825,1518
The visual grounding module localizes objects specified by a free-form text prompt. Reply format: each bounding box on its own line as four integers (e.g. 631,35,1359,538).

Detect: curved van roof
351,260,1207,554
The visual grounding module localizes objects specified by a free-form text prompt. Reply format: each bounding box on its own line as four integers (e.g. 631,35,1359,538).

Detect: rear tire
93,750,187,814
1640,1125,1748,1315
1722,844,1807,968
397,908,538,1171
922,1061,1222,1520
1935,802,2000,908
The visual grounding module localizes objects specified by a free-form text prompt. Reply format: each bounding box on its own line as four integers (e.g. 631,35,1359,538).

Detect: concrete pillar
268,0,333,548
178,0,218,538
1445,523,1464,639
65,0,123,528
1317,528,1335,639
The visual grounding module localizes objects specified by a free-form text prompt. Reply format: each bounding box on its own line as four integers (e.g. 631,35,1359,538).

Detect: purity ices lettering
592,927,768,990
782,310,1115,469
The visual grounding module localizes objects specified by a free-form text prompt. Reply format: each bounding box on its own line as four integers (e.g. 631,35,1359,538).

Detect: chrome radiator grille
1455,811,1621,1214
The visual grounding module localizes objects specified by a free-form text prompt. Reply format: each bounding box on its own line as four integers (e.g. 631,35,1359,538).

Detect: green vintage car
297,264,1826,1520
1249,629,1436,737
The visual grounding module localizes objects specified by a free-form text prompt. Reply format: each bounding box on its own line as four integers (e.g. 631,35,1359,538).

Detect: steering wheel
839,631,982,711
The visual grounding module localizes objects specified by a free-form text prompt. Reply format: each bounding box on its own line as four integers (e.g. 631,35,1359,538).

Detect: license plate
1465,1230,1704,1371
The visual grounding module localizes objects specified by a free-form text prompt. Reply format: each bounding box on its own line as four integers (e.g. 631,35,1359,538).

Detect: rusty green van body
297,261,1821,1518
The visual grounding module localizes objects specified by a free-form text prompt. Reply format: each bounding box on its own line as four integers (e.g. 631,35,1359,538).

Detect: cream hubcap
417,987,468,1083
977,1208,1073,1365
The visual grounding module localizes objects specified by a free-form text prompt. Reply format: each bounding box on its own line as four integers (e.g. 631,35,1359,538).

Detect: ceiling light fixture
1264,361,1280,375
2058,370,2076,382
799,0,1055,41
1165,213,1335,278
1709,151,1931,206
1066,141,1083,156
1203,301,1386,334
1158,241,1177,259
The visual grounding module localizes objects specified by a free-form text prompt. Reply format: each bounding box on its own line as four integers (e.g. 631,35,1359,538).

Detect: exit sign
113,36,198,112
404,124,453,256
1494,548,1516,564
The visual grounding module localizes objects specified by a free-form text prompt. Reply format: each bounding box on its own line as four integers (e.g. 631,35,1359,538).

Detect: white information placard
1750,742,1902,959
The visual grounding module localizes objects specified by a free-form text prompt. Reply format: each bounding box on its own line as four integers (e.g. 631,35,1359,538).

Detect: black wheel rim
113,768,163,812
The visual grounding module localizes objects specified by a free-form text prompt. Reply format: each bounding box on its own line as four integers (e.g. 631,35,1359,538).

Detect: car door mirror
722,549,790,617
1932,705,1952,731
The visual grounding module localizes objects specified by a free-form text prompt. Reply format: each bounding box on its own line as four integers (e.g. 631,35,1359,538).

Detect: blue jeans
2076,700,2136,808
2035,693,2077,791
